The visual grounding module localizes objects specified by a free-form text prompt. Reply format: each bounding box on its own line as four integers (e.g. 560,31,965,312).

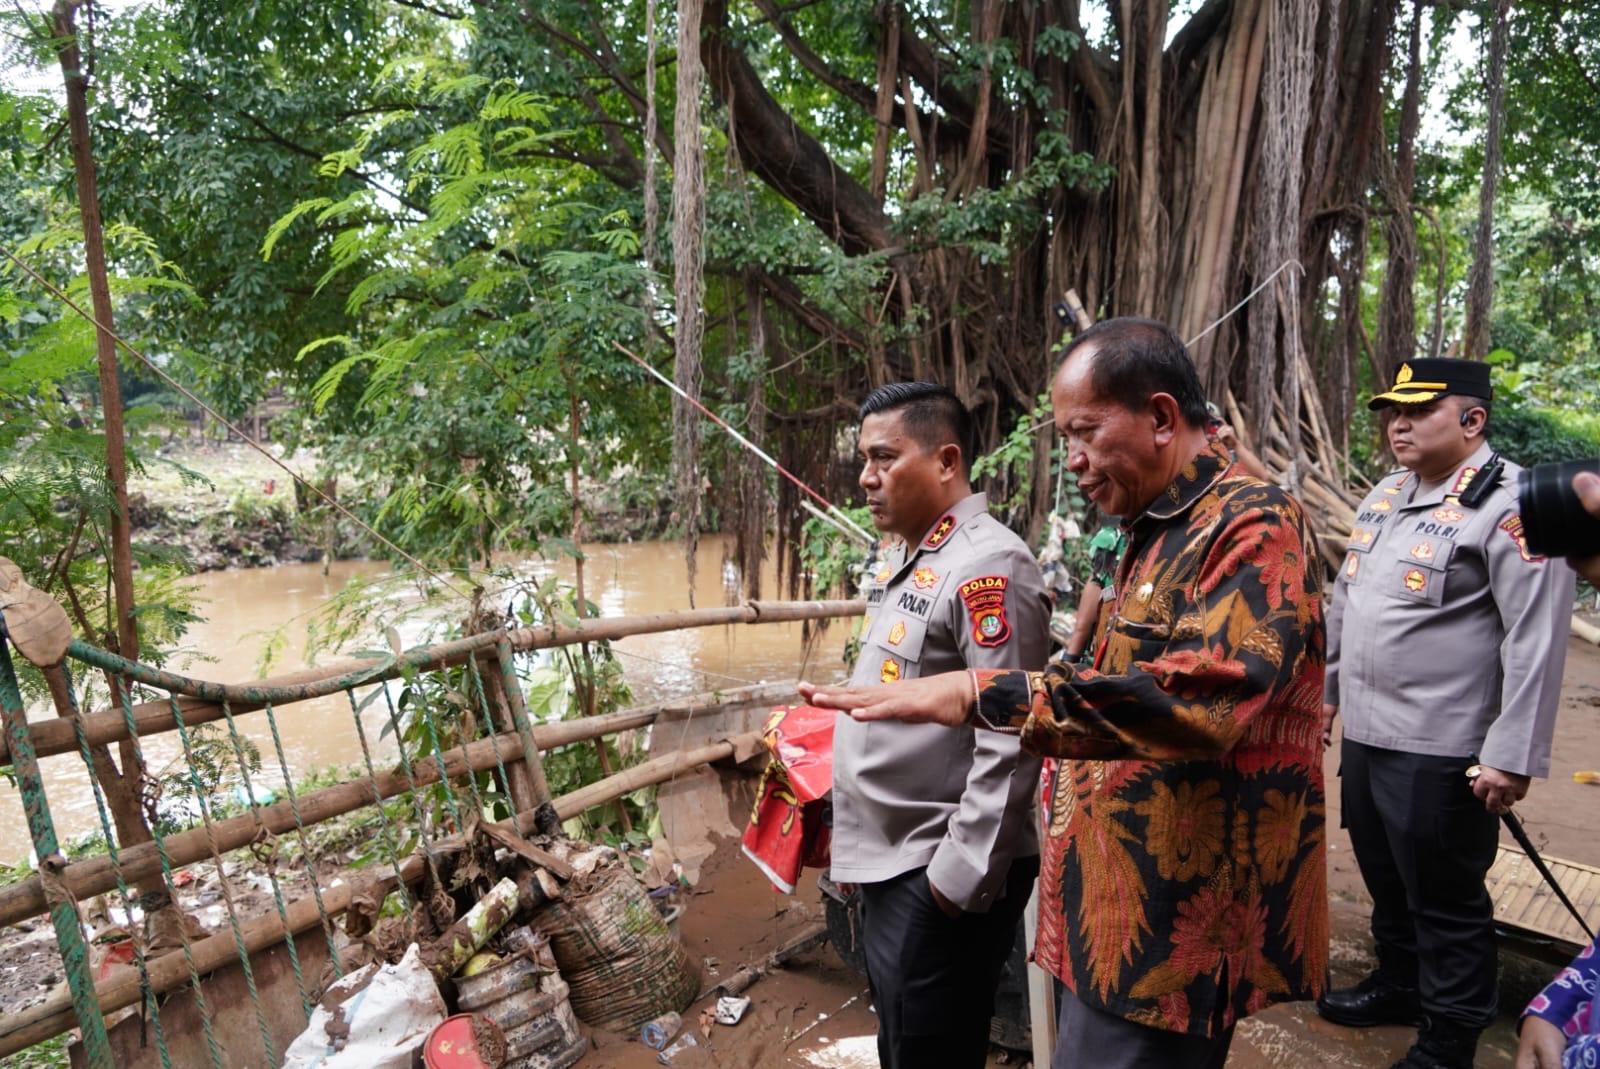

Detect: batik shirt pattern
970,444,1327,1038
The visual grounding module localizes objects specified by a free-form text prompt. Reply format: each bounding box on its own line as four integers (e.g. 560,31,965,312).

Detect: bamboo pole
0,876,361,1059
0,684,796,929
548,736,756,820
2,601,861,763
495,636,555,808
479,650,536,814
0,732,765,1055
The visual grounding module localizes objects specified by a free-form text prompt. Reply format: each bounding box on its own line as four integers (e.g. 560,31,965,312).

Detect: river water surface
0,537,849,864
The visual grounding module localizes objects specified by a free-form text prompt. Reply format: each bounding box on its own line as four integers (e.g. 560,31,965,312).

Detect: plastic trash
640,1011,682,1050
282,944,447,1069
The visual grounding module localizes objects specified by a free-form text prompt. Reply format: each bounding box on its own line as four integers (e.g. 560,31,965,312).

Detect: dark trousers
1340,740,1500,1029
1052,986,1234,1069
860,854,1039,1069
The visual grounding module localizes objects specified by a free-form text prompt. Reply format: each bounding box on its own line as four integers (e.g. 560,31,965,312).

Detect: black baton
1468,763,1595,942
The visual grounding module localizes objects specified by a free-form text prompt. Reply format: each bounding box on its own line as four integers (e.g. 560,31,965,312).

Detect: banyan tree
469,0,1414,559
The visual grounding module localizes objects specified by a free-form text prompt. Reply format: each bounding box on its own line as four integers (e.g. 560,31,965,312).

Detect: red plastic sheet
740,705,835,894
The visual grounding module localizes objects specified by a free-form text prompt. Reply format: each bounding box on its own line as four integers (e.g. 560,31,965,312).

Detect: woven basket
531,865,699,1032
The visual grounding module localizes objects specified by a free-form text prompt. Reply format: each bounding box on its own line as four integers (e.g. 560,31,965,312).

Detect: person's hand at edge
1471,764,1531,815
1571,470,1600,586
797,672,973,727
1321,703,1338,750
926,873,962,919
1513,1015,1567,1069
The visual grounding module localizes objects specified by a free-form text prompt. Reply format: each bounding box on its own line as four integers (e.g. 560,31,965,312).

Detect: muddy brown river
0,537,848,864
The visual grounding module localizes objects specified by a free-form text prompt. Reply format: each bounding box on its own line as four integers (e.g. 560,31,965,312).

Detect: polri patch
880,658,901,683
912,567,940,590
959,575,1011,647
1498,515,1544,563
923,514,956,548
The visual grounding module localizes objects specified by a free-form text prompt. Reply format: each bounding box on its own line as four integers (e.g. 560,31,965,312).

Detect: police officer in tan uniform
1319,359,1574,1069
831,382,1050,1069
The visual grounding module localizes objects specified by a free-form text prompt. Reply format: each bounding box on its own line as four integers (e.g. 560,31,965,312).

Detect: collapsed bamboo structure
0,592,863,1061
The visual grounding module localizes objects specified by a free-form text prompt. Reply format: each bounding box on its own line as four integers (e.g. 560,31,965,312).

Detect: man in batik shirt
803,317,1327,1069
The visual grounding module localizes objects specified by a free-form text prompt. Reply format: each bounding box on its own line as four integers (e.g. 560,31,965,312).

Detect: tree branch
748,0,879,113
391,0,468,18
748,267,867,351
894,13,1013,161
225,104,432,218
703,0,892,258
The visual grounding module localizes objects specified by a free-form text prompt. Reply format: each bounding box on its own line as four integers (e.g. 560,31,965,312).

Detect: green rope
213,699,312,1022
165,694,277,1068
370,683,449,900
0,637,114,1069
119,682,224,1069
60,663,171,1069
345,687,416,911
465,655,513,819
255,698,344,978
407,675,467,835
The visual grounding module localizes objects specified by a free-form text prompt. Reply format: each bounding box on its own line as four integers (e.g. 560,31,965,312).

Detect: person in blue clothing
1517,938,1600,1068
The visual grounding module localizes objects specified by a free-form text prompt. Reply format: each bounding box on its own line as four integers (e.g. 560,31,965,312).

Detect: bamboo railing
0,594,862,1064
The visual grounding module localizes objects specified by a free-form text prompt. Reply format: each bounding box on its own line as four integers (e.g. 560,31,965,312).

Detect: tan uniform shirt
830,492,1049,911
1326,442,1573,776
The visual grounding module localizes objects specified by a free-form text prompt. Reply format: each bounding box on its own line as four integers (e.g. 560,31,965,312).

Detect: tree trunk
1464,0,1511,360
673,0,708,600
502,0,1406,545
1375,0,1424,383
49,0,160,898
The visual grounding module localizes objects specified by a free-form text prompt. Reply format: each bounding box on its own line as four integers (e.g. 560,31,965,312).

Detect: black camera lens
1519,458,1600,558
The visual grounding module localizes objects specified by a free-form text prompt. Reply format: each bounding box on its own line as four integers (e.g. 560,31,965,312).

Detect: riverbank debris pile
283,816,698,1068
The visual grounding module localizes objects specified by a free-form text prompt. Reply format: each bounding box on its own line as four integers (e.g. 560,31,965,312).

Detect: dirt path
584,633,1600,1069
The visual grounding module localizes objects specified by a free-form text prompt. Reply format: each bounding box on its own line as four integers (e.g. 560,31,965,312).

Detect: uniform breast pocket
1342,526,1381,586
1384,537,1454,607
867,616,928,682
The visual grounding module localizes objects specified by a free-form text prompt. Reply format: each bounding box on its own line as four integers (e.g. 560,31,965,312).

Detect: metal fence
0,595,859,1068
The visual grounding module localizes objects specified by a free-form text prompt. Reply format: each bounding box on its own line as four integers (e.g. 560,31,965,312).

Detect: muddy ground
581,632,1600,1069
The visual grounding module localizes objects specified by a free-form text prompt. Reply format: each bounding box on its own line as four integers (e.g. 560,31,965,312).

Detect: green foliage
505,578,645,836
146,725,264,837
795,508,874,672
0,1032,68,1069
255,46,666,569
972,392,1054,523
797,506,874,600
1486,406,1600,469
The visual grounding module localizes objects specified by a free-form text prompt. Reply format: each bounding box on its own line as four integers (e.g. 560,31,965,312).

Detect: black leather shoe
1389,1019,1480,1069
1315,972,1423,1027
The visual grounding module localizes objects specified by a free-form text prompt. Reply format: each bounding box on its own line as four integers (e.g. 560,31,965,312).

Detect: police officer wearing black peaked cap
1319,358,1576,1069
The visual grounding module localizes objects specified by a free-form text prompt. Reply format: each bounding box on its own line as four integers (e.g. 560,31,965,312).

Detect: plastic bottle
640,1011,682,1050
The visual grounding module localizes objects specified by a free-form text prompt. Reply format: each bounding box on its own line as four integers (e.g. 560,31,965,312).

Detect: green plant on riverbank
3,1033,67,1069
510,576,646,837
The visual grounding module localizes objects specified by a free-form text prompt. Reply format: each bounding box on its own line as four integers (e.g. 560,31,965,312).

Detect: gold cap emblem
1396,363,1414,384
